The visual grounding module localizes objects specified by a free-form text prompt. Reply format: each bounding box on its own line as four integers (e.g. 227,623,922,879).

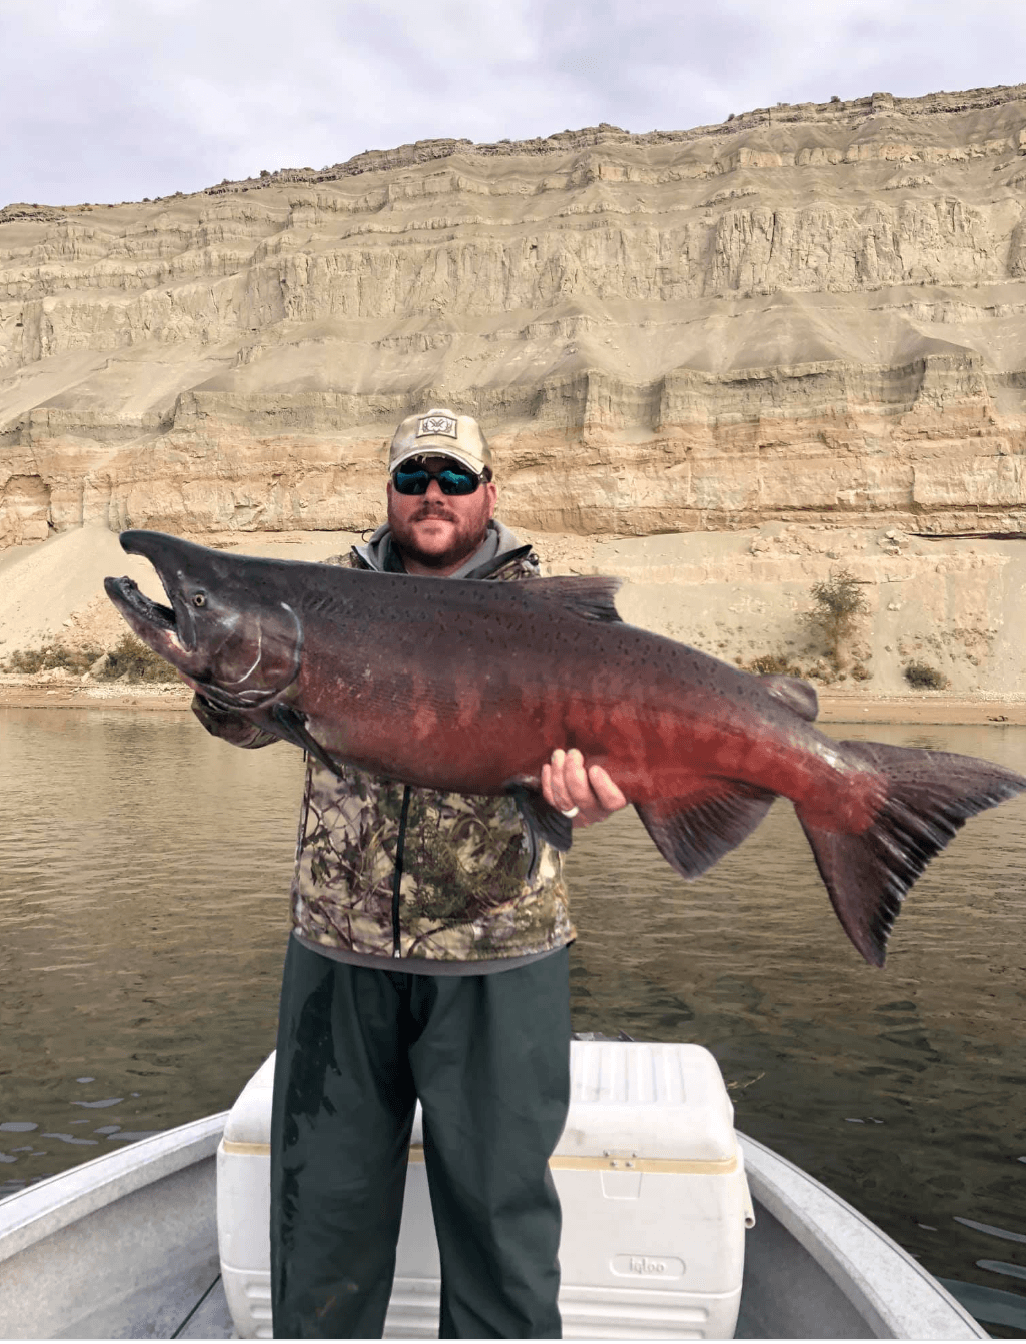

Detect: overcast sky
3,0,1024,207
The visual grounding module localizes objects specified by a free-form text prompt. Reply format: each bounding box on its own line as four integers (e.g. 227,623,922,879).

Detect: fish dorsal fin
761,674,819,722
525,575,624,622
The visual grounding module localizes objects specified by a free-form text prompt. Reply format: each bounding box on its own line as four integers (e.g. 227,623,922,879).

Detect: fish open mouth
103,575,178,636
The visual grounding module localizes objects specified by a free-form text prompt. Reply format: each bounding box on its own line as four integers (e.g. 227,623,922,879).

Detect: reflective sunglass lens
393,469,429,494
438,469,478,495
393,465,479,495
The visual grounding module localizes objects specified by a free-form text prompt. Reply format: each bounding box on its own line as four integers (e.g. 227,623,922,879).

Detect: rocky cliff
2,84,1026,549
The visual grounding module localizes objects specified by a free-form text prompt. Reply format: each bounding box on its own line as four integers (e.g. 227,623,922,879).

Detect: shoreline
0,679,194,713
1,678,1025,724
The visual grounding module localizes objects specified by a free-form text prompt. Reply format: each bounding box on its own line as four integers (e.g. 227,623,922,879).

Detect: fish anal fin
505,783,574,853
761,674,819,722
635,784,775,881
796,739,1026,967
271,704,344,779
527,576,624,623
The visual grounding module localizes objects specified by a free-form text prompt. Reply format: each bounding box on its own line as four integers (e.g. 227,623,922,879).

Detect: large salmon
105,529,1026,966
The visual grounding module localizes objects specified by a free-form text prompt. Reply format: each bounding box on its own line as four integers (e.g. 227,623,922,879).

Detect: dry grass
2,634,178,683
94,634,178,683
746,652,805,677
3,643,104,675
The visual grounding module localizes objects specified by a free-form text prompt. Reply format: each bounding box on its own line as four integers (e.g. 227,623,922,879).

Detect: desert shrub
3,646,47,674
743,652,872,685
94,634,178,683
903,660,949,690
804,658,837,684
747,652,804,677
802,568,869,667
2,642,104,675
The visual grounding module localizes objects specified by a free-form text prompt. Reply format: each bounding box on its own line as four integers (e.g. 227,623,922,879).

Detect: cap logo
417,414,457,439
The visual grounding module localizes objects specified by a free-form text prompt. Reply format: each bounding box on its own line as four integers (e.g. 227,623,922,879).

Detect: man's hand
541,748,628,828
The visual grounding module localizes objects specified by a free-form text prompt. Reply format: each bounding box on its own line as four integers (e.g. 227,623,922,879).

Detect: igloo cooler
217,1040,754,1339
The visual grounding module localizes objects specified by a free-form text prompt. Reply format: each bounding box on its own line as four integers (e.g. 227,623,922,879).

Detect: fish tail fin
796,740,1026,967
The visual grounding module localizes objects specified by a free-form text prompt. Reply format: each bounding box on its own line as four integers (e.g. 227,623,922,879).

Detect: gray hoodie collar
353,519,527,578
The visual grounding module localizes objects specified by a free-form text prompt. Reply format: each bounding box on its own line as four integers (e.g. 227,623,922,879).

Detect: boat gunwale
0,1112,991,1341
0,1111,228,1264
738,1131,988,1340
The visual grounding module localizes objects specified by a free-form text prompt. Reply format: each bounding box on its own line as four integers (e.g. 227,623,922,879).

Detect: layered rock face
2,84,1026,550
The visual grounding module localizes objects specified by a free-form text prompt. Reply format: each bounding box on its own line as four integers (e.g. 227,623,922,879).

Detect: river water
1,707,1025,1332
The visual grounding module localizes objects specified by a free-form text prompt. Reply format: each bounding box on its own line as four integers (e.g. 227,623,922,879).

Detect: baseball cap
387,409,493,478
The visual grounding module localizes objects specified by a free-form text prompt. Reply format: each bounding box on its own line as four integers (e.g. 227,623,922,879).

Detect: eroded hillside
2,84,1026,547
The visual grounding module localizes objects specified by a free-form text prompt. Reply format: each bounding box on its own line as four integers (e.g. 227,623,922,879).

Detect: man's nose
424,479,447,501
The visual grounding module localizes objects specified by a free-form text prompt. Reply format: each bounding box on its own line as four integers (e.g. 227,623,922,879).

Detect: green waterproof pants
270,936,572,1339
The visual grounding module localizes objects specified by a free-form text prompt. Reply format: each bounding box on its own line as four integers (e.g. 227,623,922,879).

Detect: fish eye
193,592,207,608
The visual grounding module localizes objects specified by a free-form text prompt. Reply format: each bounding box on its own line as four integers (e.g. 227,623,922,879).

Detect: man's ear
484,479,498,520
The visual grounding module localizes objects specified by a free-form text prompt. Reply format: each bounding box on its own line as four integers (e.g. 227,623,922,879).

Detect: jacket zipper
391,786,412,958
353,541,538,959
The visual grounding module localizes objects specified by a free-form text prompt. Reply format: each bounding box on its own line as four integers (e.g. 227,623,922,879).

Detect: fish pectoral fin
796,739,1026,968
760,674,819,722
270,704,344,779
634,784,776,881
463,544,535,580
505,784,574,853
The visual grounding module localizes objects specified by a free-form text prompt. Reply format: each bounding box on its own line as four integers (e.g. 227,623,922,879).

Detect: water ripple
2,708,1025,1319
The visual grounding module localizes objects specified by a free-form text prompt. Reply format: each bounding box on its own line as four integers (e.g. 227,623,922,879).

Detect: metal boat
0,1051,991,1341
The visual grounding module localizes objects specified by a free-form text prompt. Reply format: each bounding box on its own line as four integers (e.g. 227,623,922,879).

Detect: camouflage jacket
193,527,574,968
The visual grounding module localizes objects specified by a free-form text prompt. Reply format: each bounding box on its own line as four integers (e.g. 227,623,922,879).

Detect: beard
389,500,491,571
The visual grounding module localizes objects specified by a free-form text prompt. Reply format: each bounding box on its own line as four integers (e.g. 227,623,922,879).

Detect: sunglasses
392,462,483,496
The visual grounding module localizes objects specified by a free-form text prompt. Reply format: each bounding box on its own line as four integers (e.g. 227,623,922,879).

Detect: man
194,408,625,1338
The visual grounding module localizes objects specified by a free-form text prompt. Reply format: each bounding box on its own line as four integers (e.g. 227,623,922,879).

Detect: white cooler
217,1040,754,1340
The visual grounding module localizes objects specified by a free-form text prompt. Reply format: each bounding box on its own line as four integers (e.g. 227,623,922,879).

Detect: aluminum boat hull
0,1108,987,1340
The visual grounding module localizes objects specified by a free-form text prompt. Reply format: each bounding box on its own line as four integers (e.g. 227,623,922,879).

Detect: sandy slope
0,523,605,662
0,526,364,659
0,525,160,655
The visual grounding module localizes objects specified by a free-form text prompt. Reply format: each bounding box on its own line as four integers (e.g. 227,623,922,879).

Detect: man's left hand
542,748,628,828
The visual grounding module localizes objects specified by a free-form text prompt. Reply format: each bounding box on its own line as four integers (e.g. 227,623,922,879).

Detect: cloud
2,0,1024,205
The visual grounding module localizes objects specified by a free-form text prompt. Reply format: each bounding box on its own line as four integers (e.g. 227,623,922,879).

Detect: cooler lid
222,1051,276,1146
554,1041,737,1163
223,1041,738,1163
